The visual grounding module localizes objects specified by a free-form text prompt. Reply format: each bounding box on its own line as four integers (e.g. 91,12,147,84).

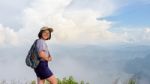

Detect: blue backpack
25,40,40,69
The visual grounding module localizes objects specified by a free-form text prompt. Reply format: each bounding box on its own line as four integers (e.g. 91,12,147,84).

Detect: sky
0,0,150,45
0,0,150,84
104,1,150,29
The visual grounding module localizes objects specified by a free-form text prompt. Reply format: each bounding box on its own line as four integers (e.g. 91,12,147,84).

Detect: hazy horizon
0,43,150,84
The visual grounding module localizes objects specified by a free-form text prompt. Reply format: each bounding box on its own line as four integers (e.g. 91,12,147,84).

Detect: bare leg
37,77,45,84
46,75,57,84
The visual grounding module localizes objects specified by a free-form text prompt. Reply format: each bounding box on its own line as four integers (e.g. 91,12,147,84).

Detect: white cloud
0,0,31,30
143,28,150,41
0,24,19,46
0,0,150,46
15,0,127,45
67,0,118,17
112,27,150,44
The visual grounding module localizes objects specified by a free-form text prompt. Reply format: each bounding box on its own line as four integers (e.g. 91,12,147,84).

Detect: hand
47,56,52,61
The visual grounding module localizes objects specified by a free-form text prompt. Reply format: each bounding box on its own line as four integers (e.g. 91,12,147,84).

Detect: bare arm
39,51,52,61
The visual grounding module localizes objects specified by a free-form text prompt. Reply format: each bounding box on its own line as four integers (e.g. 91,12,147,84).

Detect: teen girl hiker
30,27,57,84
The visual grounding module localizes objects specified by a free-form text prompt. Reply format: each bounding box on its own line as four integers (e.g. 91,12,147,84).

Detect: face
41,30,50,40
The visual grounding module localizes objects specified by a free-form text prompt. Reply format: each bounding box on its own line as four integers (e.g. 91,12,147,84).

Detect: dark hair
38,29,53,40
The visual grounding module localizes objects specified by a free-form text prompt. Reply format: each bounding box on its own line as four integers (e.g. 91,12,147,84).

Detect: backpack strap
34,39,41,60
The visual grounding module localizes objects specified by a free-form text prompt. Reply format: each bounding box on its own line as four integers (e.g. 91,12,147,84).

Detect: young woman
34,26,57,84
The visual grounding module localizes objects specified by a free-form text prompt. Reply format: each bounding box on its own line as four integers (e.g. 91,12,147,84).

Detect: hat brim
40,27,53,32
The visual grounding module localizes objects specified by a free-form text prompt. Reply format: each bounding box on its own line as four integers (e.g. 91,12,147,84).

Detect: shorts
34,60,53,79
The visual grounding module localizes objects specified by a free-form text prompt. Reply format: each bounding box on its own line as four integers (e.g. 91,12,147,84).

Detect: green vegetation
30,76,89,84
31,80,36,84
0,76,137,84
128,79,136,84
57,76,89,84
